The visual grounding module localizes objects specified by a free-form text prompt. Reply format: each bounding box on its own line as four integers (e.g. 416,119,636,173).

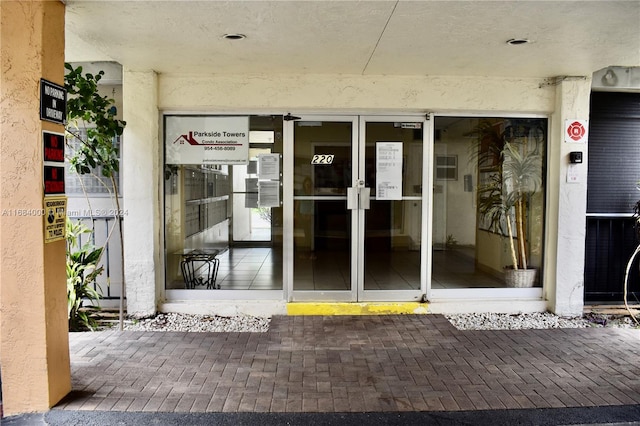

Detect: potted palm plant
476,120,544,287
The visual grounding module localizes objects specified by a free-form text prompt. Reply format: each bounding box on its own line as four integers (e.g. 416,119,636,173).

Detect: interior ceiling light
222,33,246,40
506,38,530,45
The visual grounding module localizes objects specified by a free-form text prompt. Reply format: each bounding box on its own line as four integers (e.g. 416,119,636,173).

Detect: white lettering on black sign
40,79,67,125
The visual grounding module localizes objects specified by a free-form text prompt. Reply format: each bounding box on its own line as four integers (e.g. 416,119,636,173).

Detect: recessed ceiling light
506,38,530,45
222,33,246,41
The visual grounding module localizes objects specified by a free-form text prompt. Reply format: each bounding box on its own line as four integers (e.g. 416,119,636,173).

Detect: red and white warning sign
565,119,588,143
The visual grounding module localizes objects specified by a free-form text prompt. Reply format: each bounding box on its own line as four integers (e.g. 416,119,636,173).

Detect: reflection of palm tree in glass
297,177,315,259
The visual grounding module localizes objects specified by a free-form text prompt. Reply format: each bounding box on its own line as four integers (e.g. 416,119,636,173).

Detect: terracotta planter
504,267,537,288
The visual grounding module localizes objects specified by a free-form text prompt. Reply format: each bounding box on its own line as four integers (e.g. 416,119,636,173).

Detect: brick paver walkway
58,315,640,413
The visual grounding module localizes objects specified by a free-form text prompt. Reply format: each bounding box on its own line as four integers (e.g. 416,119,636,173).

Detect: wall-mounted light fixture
593,66,640,91
601,68,619,86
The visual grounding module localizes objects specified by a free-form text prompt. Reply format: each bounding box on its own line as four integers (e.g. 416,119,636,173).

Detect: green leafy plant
477,170,507,234
65,63,125,179
66,218,103,331
65,63,127,330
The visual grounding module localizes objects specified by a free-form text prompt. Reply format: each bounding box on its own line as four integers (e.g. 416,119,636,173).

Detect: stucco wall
546,78,592,316
0,0,70,415
159,74,554,113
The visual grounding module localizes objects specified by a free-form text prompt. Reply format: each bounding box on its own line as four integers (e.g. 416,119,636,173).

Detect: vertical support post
0,0,71,415
546,77,592,316
122,71,161,317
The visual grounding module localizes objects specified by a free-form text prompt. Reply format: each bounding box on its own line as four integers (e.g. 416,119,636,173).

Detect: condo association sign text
165,116,249,165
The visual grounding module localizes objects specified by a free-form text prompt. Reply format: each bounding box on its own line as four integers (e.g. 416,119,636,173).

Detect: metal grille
584,216,640,302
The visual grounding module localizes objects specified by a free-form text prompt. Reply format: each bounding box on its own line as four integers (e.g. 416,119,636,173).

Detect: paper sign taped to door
258,154,280,180
258,181,280,207
376,142,403,200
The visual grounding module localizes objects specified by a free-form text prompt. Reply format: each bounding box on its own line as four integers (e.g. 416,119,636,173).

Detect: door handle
347,187,357,210
360,187,371,210
347,186,371,210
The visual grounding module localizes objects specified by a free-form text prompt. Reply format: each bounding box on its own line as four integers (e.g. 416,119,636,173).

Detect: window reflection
432,117,546,289
164,115,283,291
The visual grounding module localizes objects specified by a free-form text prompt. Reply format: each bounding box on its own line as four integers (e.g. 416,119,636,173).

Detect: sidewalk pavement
3,315,640,425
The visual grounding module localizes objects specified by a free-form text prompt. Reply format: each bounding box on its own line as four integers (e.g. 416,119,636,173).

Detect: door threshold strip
286,302,429,316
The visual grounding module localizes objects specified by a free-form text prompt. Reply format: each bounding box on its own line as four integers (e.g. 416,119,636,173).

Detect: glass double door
290,116,426,301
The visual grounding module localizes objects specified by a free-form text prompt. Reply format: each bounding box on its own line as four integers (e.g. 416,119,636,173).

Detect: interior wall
437,119,477,246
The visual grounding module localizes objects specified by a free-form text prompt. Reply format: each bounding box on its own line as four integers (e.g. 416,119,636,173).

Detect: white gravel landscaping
445,312,590,330
123,313,270,332
447,312,638,330
119,311,638,333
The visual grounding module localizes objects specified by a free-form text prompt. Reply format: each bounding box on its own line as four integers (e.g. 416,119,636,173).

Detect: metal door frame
358,115,429,302
284,114,429,302
285,115,357,301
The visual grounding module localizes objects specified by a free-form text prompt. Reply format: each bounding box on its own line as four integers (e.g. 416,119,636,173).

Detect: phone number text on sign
204,146,236,151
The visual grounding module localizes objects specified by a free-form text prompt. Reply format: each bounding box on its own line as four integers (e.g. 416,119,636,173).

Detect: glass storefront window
164,115,283,291
432,117,546,289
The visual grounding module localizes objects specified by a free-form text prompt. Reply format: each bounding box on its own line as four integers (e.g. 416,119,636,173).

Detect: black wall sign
40,79,66,124
44,165,65,195
43,131,65,162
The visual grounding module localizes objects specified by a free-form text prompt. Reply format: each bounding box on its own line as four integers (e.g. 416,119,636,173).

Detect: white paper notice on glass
258,154,280,180
376,142,403,200
258,181,280,207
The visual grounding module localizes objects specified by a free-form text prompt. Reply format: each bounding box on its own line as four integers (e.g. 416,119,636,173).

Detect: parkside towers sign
165,116,249,165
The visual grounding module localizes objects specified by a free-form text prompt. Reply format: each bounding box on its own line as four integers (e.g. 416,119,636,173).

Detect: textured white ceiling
65,0,640,78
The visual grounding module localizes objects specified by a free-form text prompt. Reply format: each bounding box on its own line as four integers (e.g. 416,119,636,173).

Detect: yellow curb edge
286,302,430,316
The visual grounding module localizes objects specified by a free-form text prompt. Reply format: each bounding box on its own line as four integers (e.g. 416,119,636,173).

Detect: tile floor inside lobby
169,246,508,291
